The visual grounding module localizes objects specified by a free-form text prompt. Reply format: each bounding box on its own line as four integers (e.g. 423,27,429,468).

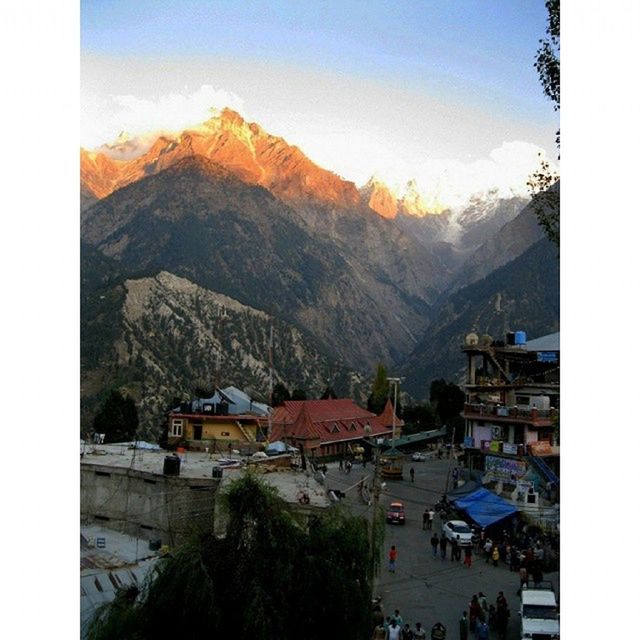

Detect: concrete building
461,331,559,513
81,442,329,548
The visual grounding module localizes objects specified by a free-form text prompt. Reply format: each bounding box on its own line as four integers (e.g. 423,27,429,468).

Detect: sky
81,0,560,204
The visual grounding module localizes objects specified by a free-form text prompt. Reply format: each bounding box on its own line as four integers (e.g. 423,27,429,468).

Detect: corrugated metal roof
525,332,560,352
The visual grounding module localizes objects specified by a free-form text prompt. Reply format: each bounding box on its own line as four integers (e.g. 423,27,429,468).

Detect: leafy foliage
529,0,560,247
92,389,139,442
87,473,377,640
367,363,389,414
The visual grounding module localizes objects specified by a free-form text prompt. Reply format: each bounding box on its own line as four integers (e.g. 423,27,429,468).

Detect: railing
463,403,557,422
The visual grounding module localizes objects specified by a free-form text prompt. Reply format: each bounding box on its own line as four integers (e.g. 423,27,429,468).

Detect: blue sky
81,0,559,201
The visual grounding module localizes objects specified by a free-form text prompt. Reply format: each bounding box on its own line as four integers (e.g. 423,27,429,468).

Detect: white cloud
83,85,245,148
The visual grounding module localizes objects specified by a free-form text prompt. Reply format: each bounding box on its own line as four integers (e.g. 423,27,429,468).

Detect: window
349,422,357,432
171,419,183,437
331,423,340,433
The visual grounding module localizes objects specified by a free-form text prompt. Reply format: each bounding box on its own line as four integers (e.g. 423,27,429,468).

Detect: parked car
442,520,474,546
386,501,406,525
411,452,428,461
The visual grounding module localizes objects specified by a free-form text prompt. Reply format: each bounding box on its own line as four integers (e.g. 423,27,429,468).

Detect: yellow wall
185,417,258,442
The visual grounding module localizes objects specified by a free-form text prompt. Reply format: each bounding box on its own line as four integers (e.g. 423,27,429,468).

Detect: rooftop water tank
163,454,181,476
514,331,527,345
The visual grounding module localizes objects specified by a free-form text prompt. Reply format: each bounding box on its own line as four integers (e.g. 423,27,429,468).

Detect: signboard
96,537,106,549
485,455,527,481
502,442,518,455
463,436,474,448
516,480,534,502
537,351,558,363
529,441,552,455
489,440,501,453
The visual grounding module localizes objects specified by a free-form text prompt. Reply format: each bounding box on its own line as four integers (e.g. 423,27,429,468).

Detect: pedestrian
492,545,500,567
468,595,482,634
510,545,520,572
413,622,427,640
393,609,404,628
431,533,439,558
455,536,462,561
388,618,402,640
495,592,509,640
372,604,384,630
450,536,458,561
427,508,435,530
372,623,386,640
483,538,493,563
531,562,543,587
401,623,414,640
388,545,397,573
339,458,344,472
423,508,428,530
458,611,469,640
430,621,446,640
440,534,448,559
346,460,352,474
410,467,415,482
475,620,489,640
519,565,528,592
463,545,472,568
478,592,488,615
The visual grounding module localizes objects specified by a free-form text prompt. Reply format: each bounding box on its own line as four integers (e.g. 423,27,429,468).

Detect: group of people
429,533,474,568
371,603,445,640
462,591,510,640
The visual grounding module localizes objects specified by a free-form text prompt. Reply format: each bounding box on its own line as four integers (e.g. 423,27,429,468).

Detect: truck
519,582,559,640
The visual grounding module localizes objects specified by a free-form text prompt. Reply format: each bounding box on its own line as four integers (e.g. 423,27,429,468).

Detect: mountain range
81,108,559,436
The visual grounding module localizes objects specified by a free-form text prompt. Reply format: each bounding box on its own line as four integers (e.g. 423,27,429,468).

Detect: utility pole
365,423,380,577
387,377,402,444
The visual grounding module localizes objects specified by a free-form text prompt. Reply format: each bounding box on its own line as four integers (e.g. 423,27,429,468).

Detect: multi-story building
461,331,559,504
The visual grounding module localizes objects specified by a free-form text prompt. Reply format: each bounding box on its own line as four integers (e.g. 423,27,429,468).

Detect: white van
520,583,559,640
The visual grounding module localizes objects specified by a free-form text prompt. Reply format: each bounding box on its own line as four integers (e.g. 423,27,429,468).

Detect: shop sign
485,455,527,481
529,441,552,455
502,442,518,455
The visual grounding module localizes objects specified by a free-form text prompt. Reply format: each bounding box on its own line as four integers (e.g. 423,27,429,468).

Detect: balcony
462,403,557,427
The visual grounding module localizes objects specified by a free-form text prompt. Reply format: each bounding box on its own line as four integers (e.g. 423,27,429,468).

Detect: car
411,452,428,461
442,520,474,546
386,501,406,525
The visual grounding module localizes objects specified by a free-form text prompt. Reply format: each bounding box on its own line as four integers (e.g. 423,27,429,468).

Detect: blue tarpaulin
453,488,518,528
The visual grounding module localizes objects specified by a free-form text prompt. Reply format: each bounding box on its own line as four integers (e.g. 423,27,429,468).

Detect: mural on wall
485,455,527,481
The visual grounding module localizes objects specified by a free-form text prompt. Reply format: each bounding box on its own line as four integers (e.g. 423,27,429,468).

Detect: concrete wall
81,464,220,547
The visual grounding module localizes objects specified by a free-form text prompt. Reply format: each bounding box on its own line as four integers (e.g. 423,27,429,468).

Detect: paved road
324,455,559,639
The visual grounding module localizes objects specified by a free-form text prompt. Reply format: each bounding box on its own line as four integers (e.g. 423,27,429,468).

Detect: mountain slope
81,155,433,369
401,237,560,398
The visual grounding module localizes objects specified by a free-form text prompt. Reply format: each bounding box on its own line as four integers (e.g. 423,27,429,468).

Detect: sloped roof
377,398,405,428
525,332,560,352
269,398,392,446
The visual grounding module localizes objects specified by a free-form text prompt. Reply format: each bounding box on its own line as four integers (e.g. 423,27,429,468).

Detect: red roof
269,398,395,446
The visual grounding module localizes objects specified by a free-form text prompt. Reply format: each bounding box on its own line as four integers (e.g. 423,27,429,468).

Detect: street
323,455,559,639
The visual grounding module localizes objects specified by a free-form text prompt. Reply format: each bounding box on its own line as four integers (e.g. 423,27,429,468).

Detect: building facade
461,331,559,501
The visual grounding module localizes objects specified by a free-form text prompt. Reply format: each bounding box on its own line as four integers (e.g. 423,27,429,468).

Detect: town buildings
461,331,559,509
269,397,404,458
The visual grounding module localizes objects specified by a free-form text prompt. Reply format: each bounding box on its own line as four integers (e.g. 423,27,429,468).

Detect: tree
401,403,437,435
367,363,389,414
320,386,338,400
271,382,291,406
529,0,560,247
429,379,465,441
291,388,307,401
87,473,379,640
92,389,139,443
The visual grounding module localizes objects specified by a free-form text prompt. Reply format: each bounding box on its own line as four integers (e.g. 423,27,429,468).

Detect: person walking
476,620,489,640
430,622,446,640
440,533,448,559
401,623,414,640
427,508,435,530
491,545,500,567
519,565,528,593
450,536,459,562
483,538,493,563
431,533,439,558
495,592,509,640
410,467,415,482
423,508,429,530
458,611,469,640
413,622,427,640
387,618,402,640
455,536,462,561
371,622,386,640
393,609,404,628
463,544,473,568
468,595,482,635
388,545,398,573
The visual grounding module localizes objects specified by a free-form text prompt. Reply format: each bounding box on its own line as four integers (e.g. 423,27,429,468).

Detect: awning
453,488,518,528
